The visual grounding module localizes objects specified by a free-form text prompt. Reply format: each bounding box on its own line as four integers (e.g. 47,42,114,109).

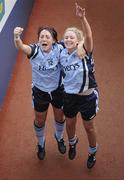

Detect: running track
0,0,124,179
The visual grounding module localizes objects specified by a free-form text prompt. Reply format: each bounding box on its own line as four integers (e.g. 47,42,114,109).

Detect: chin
43,48,51,52
68,47,75,51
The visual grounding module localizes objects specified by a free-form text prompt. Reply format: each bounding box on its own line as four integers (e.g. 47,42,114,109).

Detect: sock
69,135,77,145
34,123,45,148
88,144,98,154
54,120,65,141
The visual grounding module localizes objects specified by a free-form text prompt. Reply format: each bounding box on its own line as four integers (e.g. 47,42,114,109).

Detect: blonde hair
64,27,86,59
64,27,84,42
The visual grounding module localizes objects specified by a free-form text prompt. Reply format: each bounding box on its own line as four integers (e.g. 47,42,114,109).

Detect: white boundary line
0,0,17,33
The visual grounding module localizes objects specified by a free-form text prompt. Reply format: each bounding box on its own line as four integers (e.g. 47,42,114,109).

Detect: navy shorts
32,86,64,112
63,89,99,121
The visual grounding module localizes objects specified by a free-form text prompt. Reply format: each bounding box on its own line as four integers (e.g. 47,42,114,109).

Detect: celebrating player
60,3,99,168
13,26,66,160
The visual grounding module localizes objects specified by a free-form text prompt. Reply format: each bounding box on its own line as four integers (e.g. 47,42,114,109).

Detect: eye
45,35,48,39
40,35,44,39
64,36,68,39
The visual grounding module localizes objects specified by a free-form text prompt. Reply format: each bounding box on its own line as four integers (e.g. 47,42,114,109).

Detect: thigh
52,106,63,121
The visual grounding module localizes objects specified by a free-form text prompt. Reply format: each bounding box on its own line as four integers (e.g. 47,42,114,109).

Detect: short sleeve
27,44,37,59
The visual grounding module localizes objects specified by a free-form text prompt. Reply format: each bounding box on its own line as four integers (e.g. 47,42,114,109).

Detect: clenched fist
14,27,24,39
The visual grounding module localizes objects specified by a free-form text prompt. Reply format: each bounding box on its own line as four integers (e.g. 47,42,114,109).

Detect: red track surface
0,0,124,179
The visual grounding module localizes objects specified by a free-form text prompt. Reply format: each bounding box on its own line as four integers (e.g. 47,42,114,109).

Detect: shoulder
53,42,64,54
83,45,93,58
60,48,67,56
28,43,39,59
58,40,65,48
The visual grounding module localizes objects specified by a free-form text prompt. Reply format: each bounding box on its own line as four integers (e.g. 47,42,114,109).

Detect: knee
84,125,96,134
34,111,47,127
34,116,45,127
34,119,45,128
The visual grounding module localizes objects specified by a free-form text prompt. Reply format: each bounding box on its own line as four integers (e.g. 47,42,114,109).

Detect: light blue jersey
60,48,97,94
29,43,63,92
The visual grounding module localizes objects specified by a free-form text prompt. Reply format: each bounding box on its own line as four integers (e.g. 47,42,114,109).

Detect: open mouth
42,43,48,47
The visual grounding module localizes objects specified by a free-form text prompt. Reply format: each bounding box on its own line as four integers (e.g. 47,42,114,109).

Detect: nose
66,37,70,40
42,37,47,41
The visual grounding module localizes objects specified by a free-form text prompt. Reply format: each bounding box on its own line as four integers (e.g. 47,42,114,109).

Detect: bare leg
83,119,98,168
52,106,64,122
34,110,48,147
34,110,48,127
53,106,64,138
66,116,77,139
83,119,97,147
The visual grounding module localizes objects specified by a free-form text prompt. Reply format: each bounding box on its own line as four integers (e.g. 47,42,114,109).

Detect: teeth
66,43,72,46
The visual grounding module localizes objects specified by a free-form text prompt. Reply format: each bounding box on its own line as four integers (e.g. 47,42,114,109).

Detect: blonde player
60,3,99,168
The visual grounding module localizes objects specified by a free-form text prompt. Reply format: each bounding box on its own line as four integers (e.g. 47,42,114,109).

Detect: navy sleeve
27,44,37,59
58,40,65,48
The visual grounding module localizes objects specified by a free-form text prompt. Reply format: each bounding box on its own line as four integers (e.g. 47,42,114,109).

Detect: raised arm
13,27,32,56
75,3,93,52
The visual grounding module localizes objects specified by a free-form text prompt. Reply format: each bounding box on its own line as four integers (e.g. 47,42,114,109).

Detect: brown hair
37,26,58,42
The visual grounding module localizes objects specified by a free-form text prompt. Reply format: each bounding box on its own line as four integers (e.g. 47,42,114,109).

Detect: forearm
80,16,92,39
75,3,93,52
14,35,31,55
80,16,93,52
14,35,23,49
14,27,32,55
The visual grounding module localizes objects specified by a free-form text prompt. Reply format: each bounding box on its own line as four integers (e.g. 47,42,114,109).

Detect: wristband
14,35,20,40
